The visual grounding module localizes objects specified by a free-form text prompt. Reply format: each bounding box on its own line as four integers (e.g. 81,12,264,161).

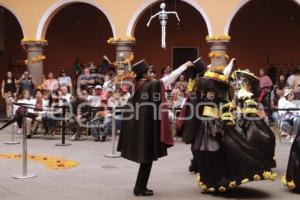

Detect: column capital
206,35,231,43
21,38,48,46
107,36,136,45
207,36,230,67
108,37,135,73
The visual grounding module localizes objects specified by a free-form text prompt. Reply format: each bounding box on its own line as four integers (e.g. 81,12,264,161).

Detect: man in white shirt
61,85,72,103
28,90,49,137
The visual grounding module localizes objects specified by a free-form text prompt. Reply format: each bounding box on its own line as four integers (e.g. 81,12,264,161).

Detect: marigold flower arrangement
126,36,136,42
206,34,231,41
204,71,228,83
0,153,79,170
21,38,48,43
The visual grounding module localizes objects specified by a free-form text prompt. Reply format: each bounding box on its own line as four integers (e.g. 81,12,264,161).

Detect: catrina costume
182,57,207,173
232,70,276,169
180,62,276,193
282,132,300,192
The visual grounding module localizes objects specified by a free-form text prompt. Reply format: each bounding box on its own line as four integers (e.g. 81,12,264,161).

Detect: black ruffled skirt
282,133,300,192
193,120,276,193
237,118,276,168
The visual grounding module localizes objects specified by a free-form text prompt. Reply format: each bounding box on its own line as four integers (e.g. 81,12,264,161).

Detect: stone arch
224,0,300,35
0,2,25,37
36,0,116,39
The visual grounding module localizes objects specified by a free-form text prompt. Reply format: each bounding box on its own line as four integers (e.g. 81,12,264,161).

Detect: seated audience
278,89,300,141
43,72,59,92
58,69,72,93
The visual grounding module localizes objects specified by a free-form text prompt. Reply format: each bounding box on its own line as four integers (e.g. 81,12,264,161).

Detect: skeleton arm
166,11,181,22
146,12,161,26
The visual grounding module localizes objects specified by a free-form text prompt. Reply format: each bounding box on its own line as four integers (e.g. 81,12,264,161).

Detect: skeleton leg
162,25,166,49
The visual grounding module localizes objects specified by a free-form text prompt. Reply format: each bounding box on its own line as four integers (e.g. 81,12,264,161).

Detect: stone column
0,8,4,52
111,39,135,72
21,40,47,85
207,35,231,67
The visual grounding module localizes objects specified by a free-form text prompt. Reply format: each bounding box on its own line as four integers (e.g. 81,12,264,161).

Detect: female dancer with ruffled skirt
181,68,276,193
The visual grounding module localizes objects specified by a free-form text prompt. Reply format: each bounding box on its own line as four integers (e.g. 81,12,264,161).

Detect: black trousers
134,162,153,190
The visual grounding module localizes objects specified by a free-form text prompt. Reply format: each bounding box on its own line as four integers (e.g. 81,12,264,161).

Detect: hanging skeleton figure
147,3,180,49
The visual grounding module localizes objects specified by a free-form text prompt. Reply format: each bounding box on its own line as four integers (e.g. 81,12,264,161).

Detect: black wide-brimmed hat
186,57,207,79
232,69,260,97
232,69,258,84
197,59,234,99
132,59,150,78
193,57,207,75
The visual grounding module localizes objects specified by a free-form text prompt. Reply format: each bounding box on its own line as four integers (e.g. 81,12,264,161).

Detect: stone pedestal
207,39,230,67
111,40,135,72
21,40,47,85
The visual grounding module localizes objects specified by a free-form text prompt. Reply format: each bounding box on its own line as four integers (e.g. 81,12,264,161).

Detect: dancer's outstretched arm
161,61,193,87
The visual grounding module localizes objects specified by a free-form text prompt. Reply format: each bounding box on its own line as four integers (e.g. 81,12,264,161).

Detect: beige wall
1,0,300,75
0,0,245,39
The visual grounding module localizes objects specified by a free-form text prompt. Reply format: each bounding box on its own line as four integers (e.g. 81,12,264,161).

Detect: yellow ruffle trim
282,175,297,190
229,181,237,188
196,171,277,193
253,174,261,181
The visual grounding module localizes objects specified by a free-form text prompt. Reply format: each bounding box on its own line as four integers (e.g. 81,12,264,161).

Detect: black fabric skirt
237,118,276,168
283,133,300,192
193,121,275,193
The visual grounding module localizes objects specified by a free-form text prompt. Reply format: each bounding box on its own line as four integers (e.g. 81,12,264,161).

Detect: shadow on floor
215,186,272,199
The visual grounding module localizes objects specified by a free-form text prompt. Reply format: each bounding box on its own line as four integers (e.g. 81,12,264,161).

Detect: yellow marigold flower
196,174,201,182
229,181,237,188
197,181,203,187
270,173,277,181
206,34,231,41
287,181,296,190
107,37,114,44
263,171,272,179
281,175,287,186
241,178,249,184
218,186,226,192
126,36,136,42
200,184,207,191
254,175,261,181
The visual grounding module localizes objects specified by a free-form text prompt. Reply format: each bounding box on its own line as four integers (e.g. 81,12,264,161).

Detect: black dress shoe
188,159,197,173
26,135,32,139
100,136,107,142
94,137,100,142
133,188,154,196
146,188,153,193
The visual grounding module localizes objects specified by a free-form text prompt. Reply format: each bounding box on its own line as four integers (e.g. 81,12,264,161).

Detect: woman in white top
58,69,72,93
14,90,32,135
278,89,300,141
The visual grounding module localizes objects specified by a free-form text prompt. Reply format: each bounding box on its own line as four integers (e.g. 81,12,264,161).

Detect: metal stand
5,101,20,145
56,106,71,146
5,122,20,145
104,107,120,158
13,110,37,179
